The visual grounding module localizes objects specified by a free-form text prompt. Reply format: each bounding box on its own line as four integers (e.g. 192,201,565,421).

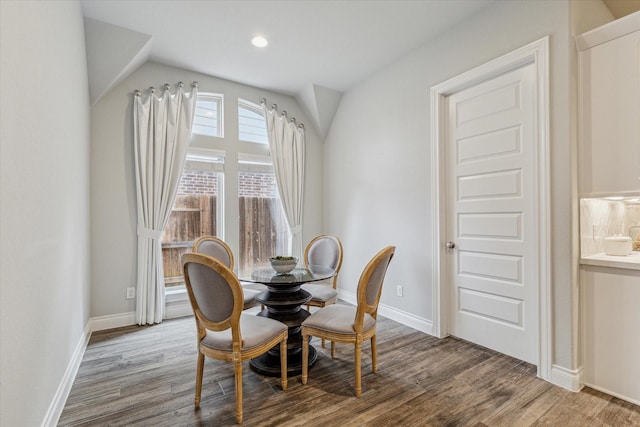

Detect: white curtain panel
262,100,306,260
133,82,197,325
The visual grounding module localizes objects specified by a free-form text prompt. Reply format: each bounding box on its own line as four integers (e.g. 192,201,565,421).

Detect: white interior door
445,62,538,365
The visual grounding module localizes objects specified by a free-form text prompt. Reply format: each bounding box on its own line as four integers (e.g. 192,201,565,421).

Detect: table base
249,344,317,377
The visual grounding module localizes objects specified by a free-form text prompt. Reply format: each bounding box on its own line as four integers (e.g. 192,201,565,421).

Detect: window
192,93,223,137
238,99,268,144
161,94,286,290
237,156,290,278
161,151,224,289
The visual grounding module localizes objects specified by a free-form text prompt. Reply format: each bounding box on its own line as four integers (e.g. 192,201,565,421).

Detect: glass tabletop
241,264,335,285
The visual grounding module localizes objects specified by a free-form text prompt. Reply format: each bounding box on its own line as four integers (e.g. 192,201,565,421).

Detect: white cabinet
577,13,640,407
581,266,640,404
577,12,640,195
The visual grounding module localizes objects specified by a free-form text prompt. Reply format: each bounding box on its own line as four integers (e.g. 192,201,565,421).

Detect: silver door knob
446,241,455,249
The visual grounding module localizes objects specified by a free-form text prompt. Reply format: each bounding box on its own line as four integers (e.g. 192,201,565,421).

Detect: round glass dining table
241,264,335,377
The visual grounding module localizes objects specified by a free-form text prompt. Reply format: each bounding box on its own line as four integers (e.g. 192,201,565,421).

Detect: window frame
165,95,286,297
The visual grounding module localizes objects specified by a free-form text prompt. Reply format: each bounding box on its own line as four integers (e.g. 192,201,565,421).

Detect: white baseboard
41,320,92,427
377,304,433,335
164,299,193,319
337,289,434,336
90,312,136,332
550,364,584,392
91,304,192,332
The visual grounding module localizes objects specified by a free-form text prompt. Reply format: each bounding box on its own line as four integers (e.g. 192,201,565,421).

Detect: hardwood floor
59,307,640,426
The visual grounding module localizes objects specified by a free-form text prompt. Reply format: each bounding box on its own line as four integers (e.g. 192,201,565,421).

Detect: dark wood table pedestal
249,285,317,376
242,266,335,377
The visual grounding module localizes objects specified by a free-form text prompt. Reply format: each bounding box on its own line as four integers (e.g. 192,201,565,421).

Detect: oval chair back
192,236,234,270
182,252,242,336
304,235,343,289
354,245,395,332
192,236,261,310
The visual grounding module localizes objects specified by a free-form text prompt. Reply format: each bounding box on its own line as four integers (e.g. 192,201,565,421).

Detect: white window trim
238,153,273,173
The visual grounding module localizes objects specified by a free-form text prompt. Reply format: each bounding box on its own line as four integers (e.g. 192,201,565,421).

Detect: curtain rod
134,81,198,97
260,97,304,128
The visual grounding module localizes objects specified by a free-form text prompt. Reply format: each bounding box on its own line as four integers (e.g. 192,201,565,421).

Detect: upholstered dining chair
193,236,262,310
302,235,343,310
301,245,395,397
181,252,288,424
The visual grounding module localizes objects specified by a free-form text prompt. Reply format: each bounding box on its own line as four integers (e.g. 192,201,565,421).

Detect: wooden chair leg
371,334,377,373
234,358,243,424
355,340,362,397
280,338,288,390
321,338,326,348
331,341,336,358
195,352,205,407
301,333,309,384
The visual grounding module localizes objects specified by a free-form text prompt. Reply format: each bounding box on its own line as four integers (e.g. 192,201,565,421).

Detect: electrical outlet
126,287,136,299
396,285,403,297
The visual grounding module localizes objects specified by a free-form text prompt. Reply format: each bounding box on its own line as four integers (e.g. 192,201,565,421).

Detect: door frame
429,36,551,381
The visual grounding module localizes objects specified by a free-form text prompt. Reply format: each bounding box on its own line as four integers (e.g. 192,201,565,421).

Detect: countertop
580,251,640,270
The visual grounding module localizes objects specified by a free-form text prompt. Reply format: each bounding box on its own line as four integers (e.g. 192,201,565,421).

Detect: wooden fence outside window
161,194,289,287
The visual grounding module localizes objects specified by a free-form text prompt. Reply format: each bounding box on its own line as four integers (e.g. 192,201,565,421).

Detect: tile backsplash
580,198,640,256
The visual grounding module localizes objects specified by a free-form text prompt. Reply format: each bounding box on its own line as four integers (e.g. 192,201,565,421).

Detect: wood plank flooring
59,307,640,426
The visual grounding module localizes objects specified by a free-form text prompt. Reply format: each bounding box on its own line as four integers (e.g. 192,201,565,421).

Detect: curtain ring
149,87,155,94
192,81,199,88
177,82,184,88
163,83,171,91
134,90,141,97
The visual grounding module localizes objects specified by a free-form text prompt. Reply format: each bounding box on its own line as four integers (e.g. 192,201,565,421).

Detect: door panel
458,169,522,200
458,213,522,240
458,288,523,326
446,62,538,364
457,126,522,164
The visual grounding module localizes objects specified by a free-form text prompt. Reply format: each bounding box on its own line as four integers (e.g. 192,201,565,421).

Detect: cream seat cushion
301,283,338,302
202,313,288,352
302,304,376,335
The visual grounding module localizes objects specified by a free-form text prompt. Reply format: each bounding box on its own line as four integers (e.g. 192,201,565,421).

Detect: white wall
324,0,610,373
90,62,324,318
0,2,91,426
570,0,614,372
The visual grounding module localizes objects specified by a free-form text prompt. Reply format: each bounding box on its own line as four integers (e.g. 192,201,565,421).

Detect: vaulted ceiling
81,0,497,96
81,0,637,137
81,0,499,135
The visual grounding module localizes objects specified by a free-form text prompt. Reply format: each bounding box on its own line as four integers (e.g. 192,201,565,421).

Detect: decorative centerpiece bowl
270,256,298,274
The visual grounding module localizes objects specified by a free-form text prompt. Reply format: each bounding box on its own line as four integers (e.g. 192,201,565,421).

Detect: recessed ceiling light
251,36,268,48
